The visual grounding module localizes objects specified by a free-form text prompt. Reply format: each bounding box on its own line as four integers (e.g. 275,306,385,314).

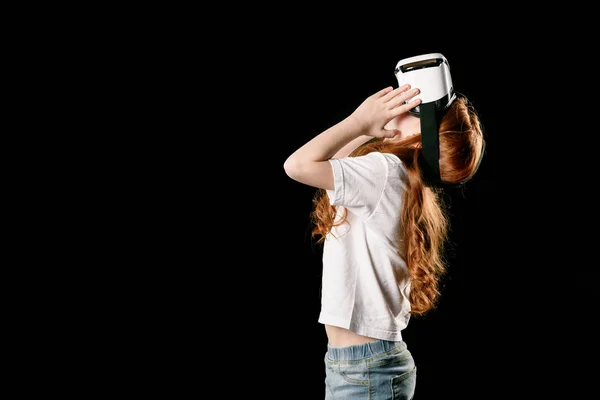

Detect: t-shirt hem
318,313,350,329
318,313,403,342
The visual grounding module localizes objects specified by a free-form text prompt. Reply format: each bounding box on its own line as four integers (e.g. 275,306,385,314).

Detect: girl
284,81,485,399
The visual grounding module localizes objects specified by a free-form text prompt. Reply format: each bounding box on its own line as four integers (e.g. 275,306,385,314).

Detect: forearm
286,116,364,164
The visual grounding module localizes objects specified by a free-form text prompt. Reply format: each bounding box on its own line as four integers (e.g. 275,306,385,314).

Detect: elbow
284,156,313,182
283,156,301,180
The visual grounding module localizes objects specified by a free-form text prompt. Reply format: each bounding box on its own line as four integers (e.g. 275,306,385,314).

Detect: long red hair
310,96,485,315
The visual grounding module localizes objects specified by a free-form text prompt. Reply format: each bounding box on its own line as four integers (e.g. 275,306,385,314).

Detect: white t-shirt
318,151,411,341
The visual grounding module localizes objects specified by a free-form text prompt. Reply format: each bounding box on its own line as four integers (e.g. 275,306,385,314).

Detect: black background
17,7,598,399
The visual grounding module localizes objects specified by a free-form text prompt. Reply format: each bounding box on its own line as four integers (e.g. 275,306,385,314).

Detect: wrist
344,114,368,138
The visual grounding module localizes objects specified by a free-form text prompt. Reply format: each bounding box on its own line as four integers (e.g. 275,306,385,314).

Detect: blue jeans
324,339,416,400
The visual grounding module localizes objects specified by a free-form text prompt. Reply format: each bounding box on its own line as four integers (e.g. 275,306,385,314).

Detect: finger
389,98,422,117
382,84,410,102
374,86,395,98
381,128,401,139
388,88,420,109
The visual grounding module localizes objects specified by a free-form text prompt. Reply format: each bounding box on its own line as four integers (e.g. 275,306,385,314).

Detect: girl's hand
349,85,421,138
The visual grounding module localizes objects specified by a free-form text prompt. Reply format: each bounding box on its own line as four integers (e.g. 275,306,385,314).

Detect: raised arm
283,85,420,190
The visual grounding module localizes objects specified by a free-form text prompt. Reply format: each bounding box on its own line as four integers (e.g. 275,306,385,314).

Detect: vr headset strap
419,102,441,183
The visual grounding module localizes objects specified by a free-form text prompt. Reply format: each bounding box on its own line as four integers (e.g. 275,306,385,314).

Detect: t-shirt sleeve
326,152,388,217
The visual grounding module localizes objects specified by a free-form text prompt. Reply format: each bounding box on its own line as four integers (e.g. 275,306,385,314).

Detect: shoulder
369,152,407,175
349,151,402,165
374,151,402,164
331,152,406,178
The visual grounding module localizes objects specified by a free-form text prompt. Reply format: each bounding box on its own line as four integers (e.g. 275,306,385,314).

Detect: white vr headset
394,53,456,118
394,53,482,187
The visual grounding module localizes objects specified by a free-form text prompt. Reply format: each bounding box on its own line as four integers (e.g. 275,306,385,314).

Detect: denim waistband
326,340,406,361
